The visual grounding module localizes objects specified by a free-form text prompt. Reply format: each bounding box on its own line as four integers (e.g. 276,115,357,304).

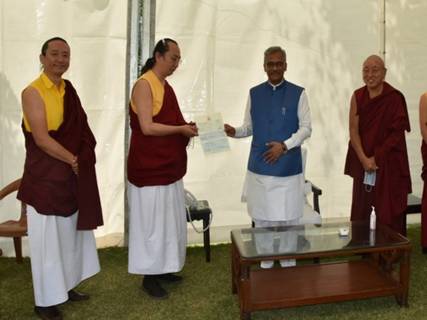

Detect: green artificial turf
1,225,426,319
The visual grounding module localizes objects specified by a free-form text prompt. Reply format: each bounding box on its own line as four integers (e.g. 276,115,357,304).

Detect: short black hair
41,37,68,56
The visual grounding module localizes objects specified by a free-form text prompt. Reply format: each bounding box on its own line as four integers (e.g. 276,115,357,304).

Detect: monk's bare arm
22,87,77,169
420,93,427,143
133,80,197,138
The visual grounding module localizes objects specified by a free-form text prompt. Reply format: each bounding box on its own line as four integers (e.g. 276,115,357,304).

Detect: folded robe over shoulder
344,82,411,226
421,141,427,247
17,80,103,230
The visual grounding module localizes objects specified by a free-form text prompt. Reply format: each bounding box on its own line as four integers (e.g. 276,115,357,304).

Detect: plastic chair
298,148,322,225
0,179,27,263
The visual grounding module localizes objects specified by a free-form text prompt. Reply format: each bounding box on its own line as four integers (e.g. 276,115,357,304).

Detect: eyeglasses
363,67,384,74
265,61,285,69
165,53,181,64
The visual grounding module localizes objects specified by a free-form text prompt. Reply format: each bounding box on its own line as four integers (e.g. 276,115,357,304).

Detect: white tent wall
1,0,426,255
0,0,127,256
386,1,427,199
156,0,395,242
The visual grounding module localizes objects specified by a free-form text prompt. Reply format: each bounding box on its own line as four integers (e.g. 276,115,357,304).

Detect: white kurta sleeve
284,90,312,149
234,95,253,138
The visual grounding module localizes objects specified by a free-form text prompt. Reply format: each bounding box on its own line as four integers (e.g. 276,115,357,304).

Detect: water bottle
370,206,376,230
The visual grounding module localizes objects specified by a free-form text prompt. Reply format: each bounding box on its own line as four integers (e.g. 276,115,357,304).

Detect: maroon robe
344,82,411,234
421,141,427,248
127,80,189,187
17,80,103,230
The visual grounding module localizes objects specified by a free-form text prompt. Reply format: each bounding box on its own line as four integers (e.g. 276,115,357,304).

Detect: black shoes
142,275,169,299
68,289,90,302
34,290,88,319
156,273,183,283
423,247,427,254
34,306,62,320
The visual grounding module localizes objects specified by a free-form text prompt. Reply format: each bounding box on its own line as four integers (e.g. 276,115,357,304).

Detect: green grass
1,226,427,319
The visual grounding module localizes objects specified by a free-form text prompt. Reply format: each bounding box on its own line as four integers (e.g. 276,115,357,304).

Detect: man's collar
267,79,285,90
41,73,65,94
41,73,55,88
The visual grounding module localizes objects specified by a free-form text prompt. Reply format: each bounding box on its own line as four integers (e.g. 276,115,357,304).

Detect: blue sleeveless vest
247,80,303,177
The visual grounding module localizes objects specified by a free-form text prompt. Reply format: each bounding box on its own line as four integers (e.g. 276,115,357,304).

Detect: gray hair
264,46,286,63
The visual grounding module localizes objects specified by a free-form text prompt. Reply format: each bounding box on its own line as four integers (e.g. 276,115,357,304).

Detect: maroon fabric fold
127,81,189,187
17,80,103,230
344,82,411,231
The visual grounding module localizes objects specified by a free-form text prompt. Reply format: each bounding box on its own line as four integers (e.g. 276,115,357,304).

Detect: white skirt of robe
27,205,100,307
128,179,187,275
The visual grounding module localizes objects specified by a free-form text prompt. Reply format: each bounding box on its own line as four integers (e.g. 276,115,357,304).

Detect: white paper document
195,113,230,154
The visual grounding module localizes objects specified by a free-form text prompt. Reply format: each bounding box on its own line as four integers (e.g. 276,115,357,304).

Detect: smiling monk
344,55,411,235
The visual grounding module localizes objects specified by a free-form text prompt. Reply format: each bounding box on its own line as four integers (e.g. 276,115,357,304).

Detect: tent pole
124,0,156,246
124,0,140,246
379,0,386,64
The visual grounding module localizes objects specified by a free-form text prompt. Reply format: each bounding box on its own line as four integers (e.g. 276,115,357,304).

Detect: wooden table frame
231,226,411,320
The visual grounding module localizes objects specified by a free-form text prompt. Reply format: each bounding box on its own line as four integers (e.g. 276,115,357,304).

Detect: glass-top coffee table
231,220,411,320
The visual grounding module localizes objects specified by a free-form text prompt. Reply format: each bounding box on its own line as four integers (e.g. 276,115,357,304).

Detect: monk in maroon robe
419,92,427,253
344,55,411,235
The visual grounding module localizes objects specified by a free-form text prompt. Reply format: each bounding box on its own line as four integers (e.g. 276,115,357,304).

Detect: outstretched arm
224,95,253,138
132,79,198,138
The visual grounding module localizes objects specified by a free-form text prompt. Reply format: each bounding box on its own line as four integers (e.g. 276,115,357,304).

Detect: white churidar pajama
27,205,100,307
253,218,301,253
128,179,187,275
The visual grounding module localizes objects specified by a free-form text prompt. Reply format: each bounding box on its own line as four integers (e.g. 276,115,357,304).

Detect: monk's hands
263,141,287,164
181,123,198,138
71,155,79,175
362,156,378,172
224,124,236,137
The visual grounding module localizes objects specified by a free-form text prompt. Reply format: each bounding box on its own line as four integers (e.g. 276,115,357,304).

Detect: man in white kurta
225,46,311,268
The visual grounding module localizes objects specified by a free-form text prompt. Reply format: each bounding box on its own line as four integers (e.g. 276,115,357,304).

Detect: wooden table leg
239,265,251,319
231,242,237,294
397,250,410,307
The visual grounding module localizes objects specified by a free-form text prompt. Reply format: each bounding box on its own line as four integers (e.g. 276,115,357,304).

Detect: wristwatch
280,141,287,153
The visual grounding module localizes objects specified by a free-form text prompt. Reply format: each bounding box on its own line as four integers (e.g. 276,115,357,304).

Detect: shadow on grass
1,226,426,319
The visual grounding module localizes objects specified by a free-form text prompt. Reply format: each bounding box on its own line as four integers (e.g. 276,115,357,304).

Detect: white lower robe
27,206,100,307
127,179,187,275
